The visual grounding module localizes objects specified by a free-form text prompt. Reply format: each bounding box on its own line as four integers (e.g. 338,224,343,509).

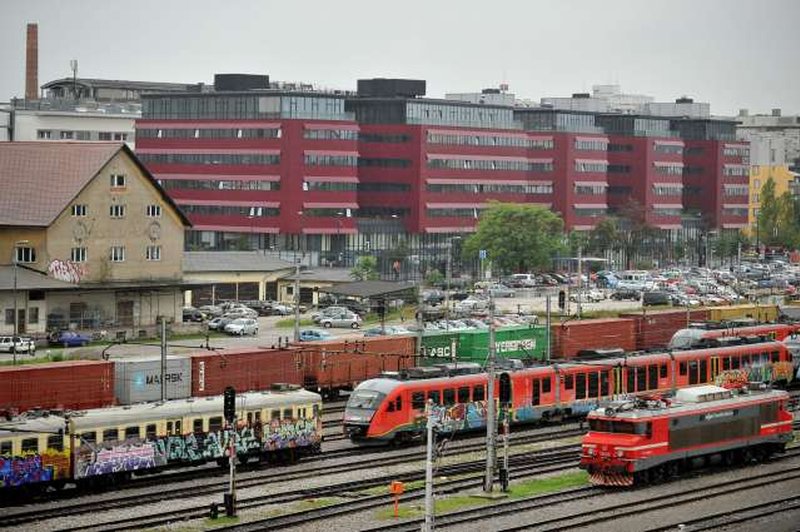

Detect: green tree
588,217,621,255
462,202,565,274
567,230,590,256
425,268,444,287
351,255,378,281
757,177,779,246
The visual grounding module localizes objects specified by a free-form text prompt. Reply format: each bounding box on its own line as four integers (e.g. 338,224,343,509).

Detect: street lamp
12,240,30,366
444,236,462,331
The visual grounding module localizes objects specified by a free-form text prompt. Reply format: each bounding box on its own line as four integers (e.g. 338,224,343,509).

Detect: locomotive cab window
458,387,471,403
412,391,426,410
47,435,63,452
21,438,38,453
589,419,651,435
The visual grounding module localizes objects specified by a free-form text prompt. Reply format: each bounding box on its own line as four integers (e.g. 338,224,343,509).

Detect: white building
736,109,800,166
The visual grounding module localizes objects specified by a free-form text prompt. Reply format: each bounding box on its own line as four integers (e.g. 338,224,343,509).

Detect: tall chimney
25,23,38,100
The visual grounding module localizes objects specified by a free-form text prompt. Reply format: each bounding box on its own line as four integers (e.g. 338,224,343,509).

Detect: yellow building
0,142,190,336
747,165,795,235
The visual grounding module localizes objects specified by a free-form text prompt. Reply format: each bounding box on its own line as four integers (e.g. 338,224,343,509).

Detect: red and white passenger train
344,340,795,445
579,385,794,486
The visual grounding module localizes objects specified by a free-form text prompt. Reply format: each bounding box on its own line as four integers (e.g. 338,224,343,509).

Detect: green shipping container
420,326,547,366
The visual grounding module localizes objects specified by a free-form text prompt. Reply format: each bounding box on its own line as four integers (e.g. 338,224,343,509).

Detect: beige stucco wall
46,150,185,284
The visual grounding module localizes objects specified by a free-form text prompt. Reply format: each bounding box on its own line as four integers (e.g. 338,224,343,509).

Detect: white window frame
109,246,126,262
15,247,36,263
37,130,52,139
146,204,162,218
110,174,127,188
71,204,87,217
146,245,162,261
109,204,126,218
70,247,87,263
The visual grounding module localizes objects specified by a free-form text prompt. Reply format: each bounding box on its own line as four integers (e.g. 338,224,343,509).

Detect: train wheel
650,466,665,484
664,462,679,480
722,450,736,467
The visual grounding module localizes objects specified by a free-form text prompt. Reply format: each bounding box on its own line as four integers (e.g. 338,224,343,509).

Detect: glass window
473,385,485,401
443,389,455,406
271,409,280,420
146,245,162,261
679,361,687,376
109,246,125,262
193,418,204,434
0,441,12,455
458,387,471,403
146,205,162,217
21,438,38,453
648,365,659,390
659,364,668,378
146,424,157,439
124,426,140,439
71,204,87,217
110,174,126,187
102,429,118,442
283,408,293,419
109,204,126,218
542,377,552,394
70,247,87,263
427,390,441,405
587,372,598,397
564,374,574,390
346,390,385,410
575,373,587,399
15,246,36,263
689,361,699,385
412,392,425,410
208,416,223,432
47,435,63,451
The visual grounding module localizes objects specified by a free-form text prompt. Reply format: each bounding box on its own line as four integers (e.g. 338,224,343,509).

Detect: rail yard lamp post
12,240,29,366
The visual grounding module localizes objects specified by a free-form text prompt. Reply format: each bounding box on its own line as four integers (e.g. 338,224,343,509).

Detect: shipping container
0,360,114,413
114,356,192,404
420,326,547,366
621,308,709,351
190,347,302,397
707,304,779,323
551,318,637,359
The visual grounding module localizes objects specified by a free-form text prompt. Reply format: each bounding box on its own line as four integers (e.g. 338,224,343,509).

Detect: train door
532,379,540,406
710,356,721,382
613,366,623,395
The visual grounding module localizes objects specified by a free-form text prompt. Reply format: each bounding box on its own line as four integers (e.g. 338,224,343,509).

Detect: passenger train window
428,390,441,405
636,367,646,391
124,426,140,440
208,417,223,432
146,424,157,439
247,412,253,425
473,386,485,401
679,362,687,376
722,357,731,371
443,389,455,406
47,435,63,451
575,373,587,399
166,421,173,434
311,406,318,418
771,351,780,363
659,364,667,378
731,356,740,369
193,419,204,434
699,360,708,383
174,420,182,435
0,441,11,455
21,438,38,453
742,354,751,366
648,365,658,390
626,369,635,393
255,411,262,422
542,377,551,394
458,387,470,403
271,410,280,420
412,392,426,410
283,408,292,419
688,361,699,385
82,432,96,445
600,372,609,396
564,374,574,390
587,372,598,398
103,429,118,443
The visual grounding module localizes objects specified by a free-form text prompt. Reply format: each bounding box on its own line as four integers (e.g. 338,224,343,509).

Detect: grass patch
275,318,316,328
376,495,490,520
360,478,427,496
507,471,589,498
0,352,71,366
295,497,343,510
205,515,240,527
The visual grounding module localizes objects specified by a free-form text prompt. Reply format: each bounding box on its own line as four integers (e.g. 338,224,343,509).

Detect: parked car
224,318,259,336
570,289,605,303
223,307,258,319
456,296,488,312
197,305,223,318
508,274,538,288
363,325,413,337
298,329,333,342
487,284,515,298
182,307,206,322
270,303,295,316
312,306,350,323
643,291,671,306
0,336,36,354
48,330,91,347
319,312,362,329
207,316,233,331
610,289,641,301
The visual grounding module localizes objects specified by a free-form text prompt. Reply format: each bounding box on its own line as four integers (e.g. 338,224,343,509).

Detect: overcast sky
2,0,798,116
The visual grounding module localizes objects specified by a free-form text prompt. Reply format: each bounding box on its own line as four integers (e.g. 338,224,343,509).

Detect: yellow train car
706,304,780,323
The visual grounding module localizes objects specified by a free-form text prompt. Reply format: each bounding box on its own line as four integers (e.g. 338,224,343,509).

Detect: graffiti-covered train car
419,326,547,366
0,386,322,492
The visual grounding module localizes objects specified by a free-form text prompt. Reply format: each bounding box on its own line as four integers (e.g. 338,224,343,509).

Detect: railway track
0,426,583,527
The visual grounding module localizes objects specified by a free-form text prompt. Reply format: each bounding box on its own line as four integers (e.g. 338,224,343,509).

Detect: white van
509,274,537,288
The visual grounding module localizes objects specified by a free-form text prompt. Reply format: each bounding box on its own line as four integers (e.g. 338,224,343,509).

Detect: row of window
652,208,683,217
574,161,607,173
653,144,684,155
428,158,553,172
103,204,162,218
723,145,749,157
37,130,129,141
303,181,357,192
574,139,608,151
180,205,280,217
408,384,487,410
138,153,281,166
722,208,749,217
426,183,553,195
652,184,683,196
723,185,749,196
137,128,282,139
654,164,684,176
68,245,161,262
426,132,553,149
359,158,412,168
4,307,39,326
304,154,358,167
159,179,280,192
427,208,481,218
574,185,606,195
574,207,607,217
723,165,749,177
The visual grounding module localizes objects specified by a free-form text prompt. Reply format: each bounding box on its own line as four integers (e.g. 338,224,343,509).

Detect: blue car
298,329,333,342
48,330,92,347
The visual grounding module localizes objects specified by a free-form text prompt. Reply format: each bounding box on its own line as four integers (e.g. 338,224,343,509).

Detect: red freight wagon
620,309,709,351
298,336,416,397
0,360,114,414
551,318,637,359
189,347,303,397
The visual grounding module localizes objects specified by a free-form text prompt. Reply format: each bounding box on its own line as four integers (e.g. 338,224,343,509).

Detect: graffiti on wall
431,401,488,433
0,451,70,487
48,259,87,284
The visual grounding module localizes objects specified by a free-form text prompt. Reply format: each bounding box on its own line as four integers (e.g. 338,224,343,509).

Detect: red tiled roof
0,142,122,226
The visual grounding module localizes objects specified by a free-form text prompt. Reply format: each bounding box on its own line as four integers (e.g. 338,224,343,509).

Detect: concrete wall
12,110,135,148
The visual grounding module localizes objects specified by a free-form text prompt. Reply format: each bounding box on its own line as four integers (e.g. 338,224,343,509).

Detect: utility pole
576,245,583,319
545,295,552,363
423,399,436,532
444,246,451,332
484,289,497,493
293,260,301,342
417,282,424,364
160,317,167,401
12,248,18,366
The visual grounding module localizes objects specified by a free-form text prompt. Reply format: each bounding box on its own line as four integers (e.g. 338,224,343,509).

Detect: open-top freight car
579,385,793,486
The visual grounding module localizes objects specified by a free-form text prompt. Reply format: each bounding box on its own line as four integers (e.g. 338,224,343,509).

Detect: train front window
347,389,385,410
589,419,651,435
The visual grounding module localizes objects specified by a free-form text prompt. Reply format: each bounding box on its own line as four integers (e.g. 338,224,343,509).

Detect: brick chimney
25,23,38,100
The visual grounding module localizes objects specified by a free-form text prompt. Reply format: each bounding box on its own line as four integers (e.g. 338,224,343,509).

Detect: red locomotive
344,341,794,445
579,384,794,486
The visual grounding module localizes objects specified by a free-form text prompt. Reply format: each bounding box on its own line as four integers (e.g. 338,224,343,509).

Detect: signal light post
223,386,237,517
484,290,497,493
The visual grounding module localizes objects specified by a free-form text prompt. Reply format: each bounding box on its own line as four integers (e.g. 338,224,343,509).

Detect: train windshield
347,389,386,410
589,419,650,435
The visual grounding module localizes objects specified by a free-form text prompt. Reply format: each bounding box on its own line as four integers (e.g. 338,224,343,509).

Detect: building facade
0,142,190,335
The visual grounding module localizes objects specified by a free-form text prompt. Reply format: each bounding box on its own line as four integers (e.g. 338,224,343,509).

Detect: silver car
319,312,362,329
224,318,259,335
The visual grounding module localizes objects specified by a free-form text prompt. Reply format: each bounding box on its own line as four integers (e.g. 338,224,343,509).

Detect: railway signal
223,386,237,517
